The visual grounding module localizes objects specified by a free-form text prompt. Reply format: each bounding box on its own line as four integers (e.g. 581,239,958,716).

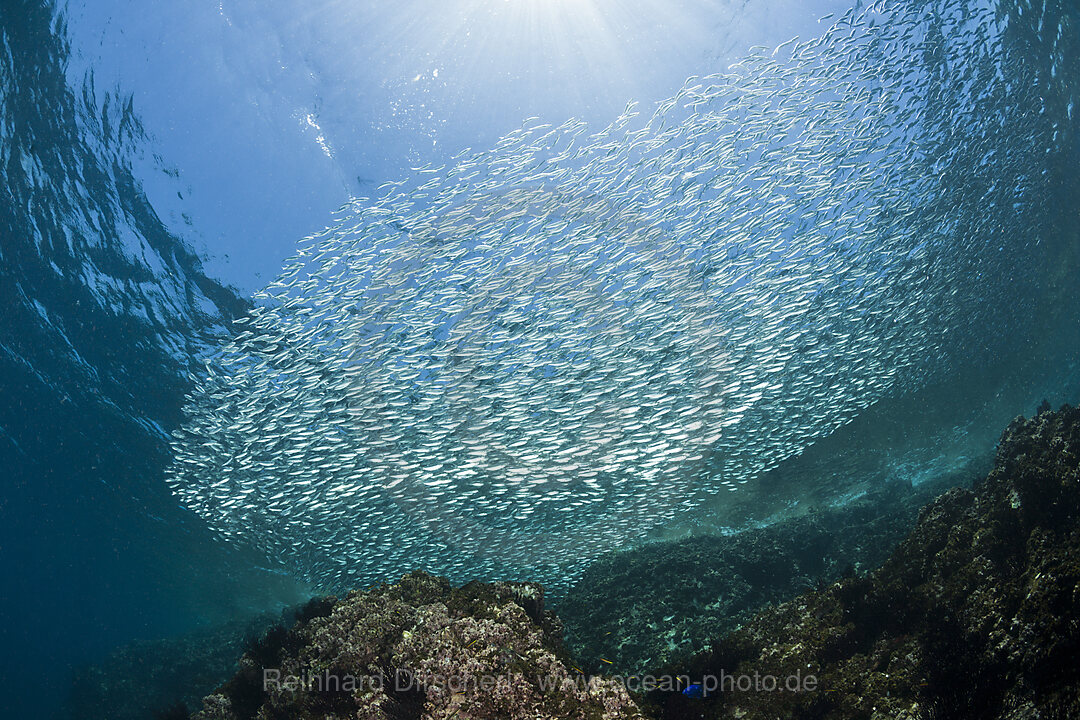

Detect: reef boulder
651,404,1080,719
191,571,645,720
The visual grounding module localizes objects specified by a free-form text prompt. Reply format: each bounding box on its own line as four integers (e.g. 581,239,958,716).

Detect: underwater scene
1,0,1078,717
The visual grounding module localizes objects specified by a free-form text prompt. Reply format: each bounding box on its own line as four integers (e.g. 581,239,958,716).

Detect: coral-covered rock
191,572,645,720
649,404,1080,720
556,471,966,675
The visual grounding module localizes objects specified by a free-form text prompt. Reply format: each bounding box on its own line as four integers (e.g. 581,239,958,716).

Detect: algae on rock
191,572,645,720
647,405,1080,720
556,471,967,675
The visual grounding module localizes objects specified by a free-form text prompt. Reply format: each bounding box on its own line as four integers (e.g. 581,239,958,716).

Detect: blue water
1,0,1077,718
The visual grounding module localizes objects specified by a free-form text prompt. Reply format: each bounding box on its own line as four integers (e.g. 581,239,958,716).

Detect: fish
167,0,1065,593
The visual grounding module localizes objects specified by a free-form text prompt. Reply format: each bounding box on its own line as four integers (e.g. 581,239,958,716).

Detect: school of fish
167,0,1065,591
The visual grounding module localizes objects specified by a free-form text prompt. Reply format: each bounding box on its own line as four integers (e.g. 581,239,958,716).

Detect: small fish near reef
682,683,704,699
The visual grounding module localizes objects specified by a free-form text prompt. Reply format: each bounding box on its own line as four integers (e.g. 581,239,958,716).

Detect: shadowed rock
646,405,1080,720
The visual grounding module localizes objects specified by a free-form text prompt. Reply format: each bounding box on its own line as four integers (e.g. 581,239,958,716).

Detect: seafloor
64,403,1080,719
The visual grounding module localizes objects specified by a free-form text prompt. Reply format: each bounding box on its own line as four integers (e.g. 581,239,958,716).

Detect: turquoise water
1,0,1076,717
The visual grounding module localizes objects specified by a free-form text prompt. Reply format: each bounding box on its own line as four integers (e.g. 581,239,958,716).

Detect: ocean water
0,0,1076,718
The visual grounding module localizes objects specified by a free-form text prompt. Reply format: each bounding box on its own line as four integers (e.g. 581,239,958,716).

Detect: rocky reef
189,572,644,720
186,404,1080,720
648,404,1080,719
555,468,970,675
